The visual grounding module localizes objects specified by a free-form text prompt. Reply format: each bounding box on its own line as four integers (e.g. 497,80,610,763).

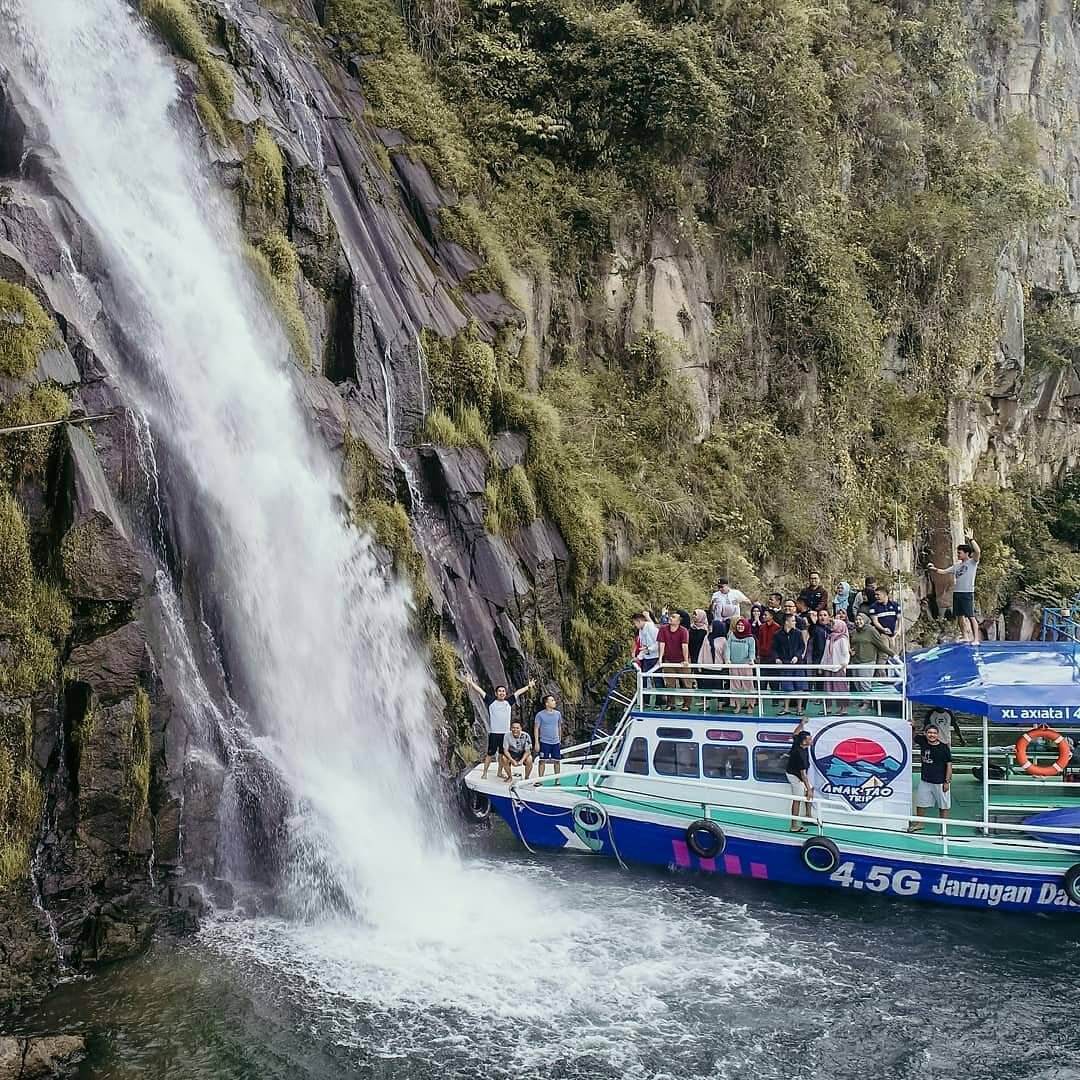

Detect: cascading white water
0,0,448,924
0,10,830,1075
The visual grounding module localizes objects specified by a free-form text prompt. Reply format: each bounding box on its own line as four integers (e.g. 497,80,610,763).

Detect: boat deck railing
1040,593,1080,643
539,659,1080,862
635,661,905,715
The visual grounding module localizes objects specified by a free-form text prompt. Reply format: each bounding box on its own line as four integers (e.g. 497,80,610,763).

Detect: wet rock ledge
0,1036,85,1079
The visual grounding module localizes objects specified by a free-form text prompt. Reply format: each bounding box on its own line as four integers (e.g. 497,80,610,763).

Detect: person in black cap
786,718,814,832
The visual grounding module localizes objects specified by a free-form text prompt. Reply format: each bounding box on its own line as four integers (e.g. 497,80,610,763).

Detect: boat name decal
828,861,1079,908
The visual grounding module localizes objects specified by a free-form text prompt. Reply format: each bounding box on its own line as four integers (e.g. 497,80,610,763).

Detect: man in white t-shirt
928,537,981,644
710,579,750,634
462,672,536,780
633,611,660,707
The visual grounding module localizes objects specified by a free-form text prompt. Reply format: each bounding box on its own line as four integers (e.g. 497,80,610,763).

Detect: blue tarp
906,641,1080,723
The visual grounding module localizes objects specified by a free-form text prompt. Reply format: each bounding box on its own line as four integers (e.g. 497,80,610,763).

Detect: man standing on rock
928,537,981,644
461,672,536,780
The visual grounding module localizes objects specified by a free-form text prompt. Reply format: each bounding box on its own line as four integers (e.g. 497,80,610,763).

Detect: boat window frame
655,726,695,740
752,745,791,783
653,739,700,778
623,735,650,775
702,744,749,780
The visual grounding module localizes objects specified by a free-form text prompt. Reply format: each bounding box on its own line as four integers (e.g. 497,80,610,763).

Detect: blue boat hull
489,794,1080,914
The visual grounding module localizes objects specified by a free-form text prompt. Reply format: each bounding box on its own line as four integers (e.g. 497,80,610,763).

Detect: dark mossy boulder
58,428,141,603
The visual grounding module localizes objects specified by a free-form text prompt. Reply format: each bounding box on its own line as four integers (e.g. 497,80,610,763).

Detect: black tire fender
573,801,608,833
801,836,841,874
458,774,491,822
1063,862,1080,904
685,819,726,860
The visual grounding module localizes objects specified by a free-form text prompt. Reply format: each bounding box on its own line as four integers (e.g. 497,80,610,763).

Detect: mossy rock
0,282,55,380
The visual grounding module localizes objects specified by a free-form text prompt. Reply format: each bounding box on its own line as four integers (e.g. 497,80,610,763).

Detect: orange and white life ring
1014,727,1072,776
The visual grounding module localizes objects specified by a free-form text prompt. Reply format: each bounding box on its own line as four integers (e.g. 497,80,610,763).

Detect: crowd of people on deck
630,573,903,716
459,541,981,783
629,538,981,717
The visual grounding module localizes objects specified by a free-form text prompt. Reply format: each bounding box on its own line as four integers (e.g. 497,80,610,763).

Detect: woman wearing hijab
687,609,710,711
823,615,851,714
748,602,764,632
699,618,728,712
688,610,710,670
833,580,851,617
726,617,757,714
849,612,889,712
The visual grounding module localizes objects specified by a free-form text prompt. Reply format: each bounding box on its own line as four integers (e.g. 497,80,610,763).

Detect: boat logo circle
810,720,908,811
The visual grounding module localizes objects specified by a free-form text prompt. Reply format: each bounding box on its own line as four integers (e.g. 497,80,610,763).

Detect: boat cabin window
702,745,748,780
656,727,694,739
654,740,699,778
753,746,790,783
624,737,649,775
706,729,743,742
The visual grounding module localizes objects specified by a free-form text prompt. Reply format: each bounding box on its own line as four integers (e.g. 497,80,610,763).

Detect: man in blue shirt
868,586,901,642
534,694,564,776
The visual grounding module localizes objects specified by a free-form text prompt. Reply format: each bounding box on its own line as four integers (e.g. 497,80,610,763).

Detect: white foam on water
205,859,812,1079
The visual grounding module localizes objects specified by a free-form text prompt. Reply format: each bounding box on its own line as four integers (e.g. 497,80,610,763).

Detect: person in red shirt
657,609,692,711
755,608,781,699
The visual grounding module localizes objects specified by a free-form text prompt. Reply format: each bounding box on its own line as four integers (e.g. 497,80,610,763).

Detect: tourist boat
462,642,1080,912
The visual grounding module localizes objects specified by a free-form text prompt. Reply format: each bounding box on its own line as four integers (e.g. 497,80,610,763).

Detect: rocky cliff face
1,0,1079,1018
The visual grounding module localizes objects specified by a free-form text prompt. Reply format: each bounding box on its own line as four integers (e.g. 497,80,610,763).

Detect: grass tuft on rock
356,499,429,609
141,0,235,136
0,706,43,887
0,385,70,484
484,463,537,536
0,282,56,379
523,621,581,702
128,688,152,837
244,242,313,370
244,123,287,215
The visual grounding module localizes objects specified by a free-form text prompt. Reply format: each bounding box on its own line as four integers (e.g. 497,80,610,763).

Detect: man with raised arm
460,672,536,781
928,537,981,644
709,578,750,634
785,717,814,833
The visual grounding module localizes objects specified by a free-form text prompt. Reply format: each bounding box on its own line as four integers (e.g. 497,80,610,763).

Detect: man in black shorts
909,723,952,830
461,672,536,780
785,718,813,832
928,538,981,644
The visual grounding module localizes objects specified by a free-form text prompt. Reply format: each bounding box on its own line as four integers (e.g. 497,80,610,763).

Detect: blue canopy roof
906,641,1080,723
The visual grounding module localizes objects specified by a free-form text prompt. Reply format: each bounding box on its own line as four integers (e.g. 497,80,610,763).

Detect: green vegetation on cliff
0,492,69,885
141,0,235,142
320,0,1078,688
0,704,42,887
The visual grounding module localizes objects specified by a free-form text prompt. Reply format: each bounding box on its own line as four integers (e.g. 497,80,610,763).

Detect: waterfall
0,0,451,924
